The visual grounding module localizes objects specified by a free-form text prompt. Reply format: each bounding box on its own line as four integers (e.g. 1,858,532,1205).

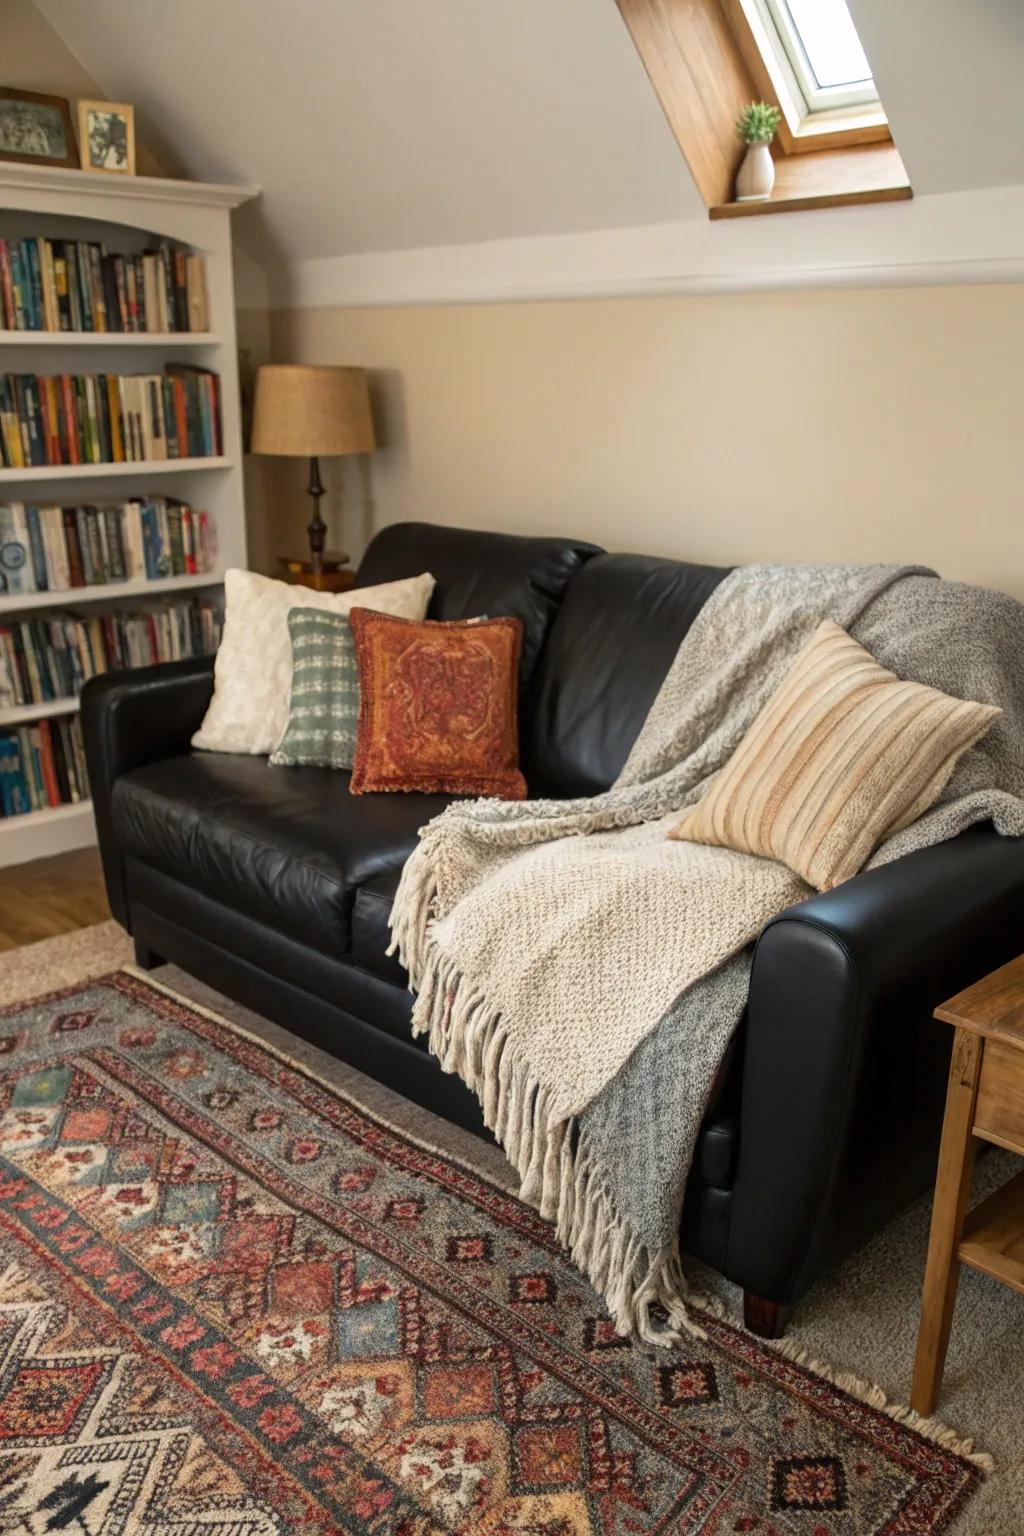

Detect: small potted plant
735,101,782,202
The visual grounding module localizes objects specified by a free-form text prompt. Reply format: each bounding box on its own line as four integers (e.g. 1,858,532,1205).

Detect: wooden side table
912,953,1024,1414
278,553,355,593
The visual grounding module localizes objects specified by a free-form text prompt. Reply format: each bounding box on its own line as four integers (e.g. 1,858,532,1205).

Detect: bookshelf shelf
0,697,79,726
0,457,232,484
0,798,95,863
0,331,222,347
0,570,224,616
0,164,254,867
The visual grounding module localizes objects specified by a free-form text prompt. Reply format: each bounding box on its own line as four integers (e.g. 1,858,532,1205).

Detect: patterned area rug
0,971,983,1534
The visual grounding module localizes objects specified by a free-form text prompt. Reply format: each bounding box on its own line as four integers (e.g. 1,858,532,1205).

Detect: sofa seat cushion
110,752,450,958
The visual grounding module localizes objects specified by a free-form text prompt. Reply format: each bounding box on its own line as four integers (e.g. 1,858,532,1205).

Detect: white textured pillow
192,568,435,755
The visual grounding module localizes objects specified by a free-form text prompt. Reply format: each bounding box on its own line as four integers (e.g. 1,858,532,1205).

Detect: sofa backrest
526,552,733,796
355,521,603,690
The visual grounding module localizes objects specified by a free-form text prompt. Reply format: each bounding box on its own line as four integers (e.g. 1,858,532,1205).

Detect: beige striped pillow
669,619,1000,891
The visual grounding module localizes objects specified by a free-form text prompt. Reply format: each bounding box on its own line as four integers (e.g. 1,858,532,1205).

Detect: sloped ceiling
849,0,1024,195
32,0,703,261
32,0,1024,273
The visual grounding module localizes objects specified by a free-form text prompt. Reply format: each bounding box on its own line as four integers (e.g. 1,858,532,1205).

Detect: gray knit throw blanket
390,563,1024,1343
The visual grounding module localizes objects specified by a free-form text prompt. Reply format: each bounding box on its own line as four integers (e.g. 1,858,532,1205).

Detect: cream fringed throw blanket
390,563,1024,1341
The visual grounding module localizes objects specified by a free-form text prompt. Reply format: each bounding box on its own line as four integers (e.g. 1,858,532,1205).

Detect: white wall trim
267,183,1024,311
0,160,258,211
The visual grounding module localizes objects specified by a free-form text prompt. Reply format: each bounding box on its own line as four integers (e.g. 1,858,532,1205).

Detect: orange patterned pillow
349,609,527,798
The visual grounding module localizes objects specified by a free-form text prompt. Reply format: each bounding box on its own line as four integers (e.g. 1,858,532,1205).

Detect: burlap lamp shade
251,365,376,457
251,364,376,575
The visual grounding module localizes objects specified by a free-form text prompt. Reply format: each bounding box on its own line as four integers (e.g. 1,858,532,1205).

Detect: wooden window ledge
710,142,911,219
615,0,911,220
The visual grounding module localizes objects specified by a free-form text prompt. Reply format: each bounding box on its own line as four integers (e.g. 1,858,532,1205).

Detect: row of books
0,597,222,710
0,499,216,594
0,714,87,817
0,237,209,334
0,367,222,468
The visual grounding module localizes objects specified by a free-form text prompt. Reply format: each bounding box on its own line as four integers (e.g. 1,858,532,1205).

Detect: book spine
166,503,185,576
180,504,197,575
25,507,48,591
94,503,111,581
40,240,59,332
25,240,43,331
102,505,126,580
17,728,42,812
76,241,94,331
159,244,175,331
49,720,71,803
93,373,113,461
101,254,122,333
113,255,129,331
37,720,61,807
75,507,96,585
89,244,107,332
9,245,27,330
18,378,44,467
53,242,71,331
62,507,85,587
0,240,14,329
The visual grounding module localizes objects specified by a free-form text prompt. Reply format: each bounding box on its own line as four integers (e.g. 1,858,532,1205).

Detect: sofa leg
133,938,165,971
743,1291,791,1339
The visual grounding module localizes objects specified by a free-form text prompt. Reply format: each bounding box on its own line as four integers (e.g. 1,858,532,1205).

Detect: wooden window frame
616,0,910,218
721,0,889,155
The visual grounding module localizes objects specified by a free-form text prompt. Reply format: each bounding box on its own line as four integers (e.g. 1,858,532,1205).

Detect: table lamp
251,363,376,585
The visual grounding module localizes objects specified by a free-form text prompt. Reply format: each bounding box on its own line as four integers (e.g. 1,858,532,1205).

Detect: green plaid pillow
270,607,360,769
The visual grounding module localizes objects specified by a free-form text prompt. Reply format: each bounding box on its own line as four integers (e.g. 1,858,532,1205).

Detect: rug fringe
764,1330,995,1474
676,1283,995,1473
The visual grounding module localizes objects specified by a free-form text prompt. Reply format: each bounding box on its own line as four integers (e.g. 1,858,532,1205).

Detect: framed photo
0,87,77,168
78,99,135,176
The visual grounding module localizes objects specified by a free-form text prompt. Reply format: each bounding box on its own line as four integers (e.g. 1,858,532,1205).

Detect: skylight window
742,0,882,124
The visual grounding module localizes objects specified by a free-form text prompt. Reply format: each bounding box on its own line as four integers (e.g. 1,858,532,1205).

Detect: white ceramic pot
735,140,775,202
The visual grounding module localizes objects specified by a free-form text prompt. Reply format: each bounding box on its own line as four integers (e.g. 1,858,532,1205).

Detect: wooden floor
0,847,110,952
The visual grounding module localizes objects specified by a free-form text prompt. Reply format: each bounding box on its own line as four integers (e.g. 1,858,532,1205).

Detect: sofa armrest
81,658,215,927
726,825,1024,1303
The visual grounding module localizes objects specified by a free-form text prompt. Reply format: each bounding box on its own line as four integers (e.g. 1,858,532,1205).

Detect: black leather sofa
81,521,1024,1336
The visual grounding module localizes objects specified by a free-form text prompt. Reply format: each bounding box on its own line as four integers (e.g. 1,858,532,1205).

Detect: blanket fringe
388,841,438,983
398,918,706,1347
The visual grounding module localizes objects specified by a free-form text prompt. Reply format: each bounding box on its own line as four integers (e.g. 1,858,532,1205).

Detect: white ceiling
33,0,703,262
33,0,1024,271
849,0,1024,195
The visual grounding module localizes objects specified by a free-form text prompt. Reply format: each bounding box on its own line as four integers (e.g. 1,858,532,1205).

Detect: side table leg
911,1027,982,1416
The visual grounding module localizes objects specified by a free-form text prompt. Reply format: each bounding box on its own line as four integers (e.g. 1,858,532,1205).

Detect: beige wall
236,308,276,573
265,284,1024,596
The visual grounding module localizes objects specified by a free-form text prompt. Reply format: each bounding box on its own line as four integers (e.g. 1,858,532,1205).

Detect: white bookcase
0,162,256,867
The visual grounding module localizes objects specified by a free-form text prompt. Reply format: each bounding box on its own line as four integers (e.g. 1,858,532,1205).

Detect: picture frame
0,87,77,168
78,99,136,176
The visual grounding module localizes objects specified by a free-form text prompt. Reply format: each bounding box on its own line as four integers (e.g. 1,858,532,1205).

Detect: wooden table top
935,953,1024,1046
